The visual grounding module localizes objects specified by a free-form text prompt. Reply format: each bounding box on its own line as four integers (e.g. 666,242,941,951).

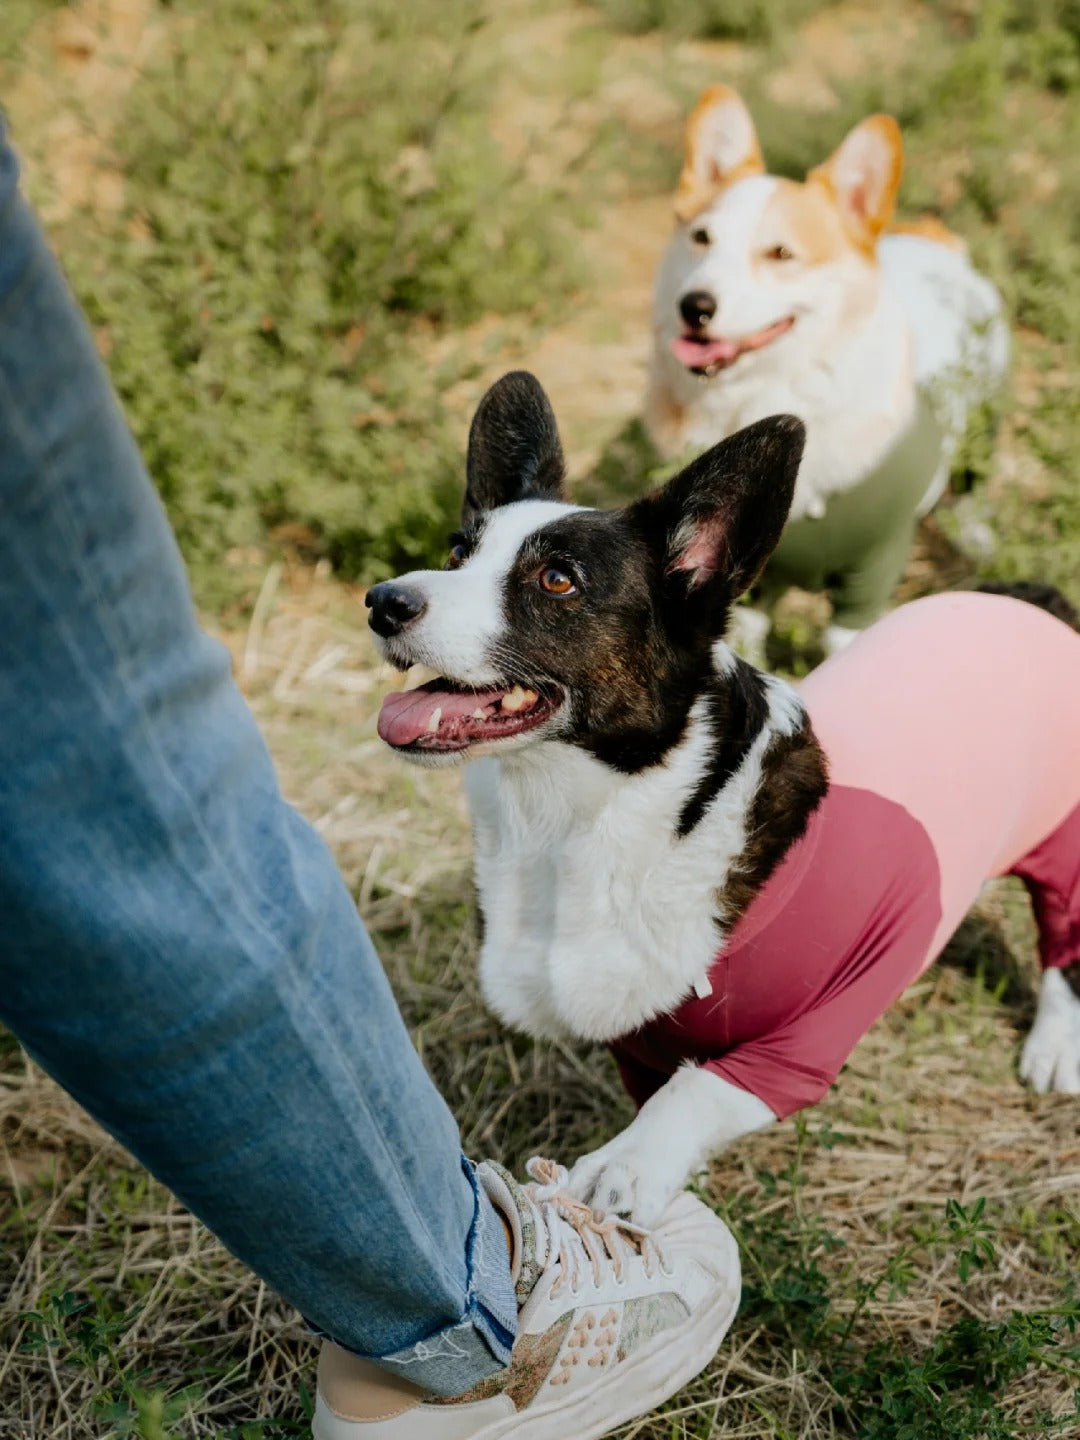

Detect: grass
588,0,843,43
9,0,585,606
3,0,1080,1436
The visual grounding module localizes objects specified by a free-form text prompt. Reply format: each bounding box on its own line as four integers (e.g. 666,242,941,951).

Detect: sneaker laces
522,1157,668,1297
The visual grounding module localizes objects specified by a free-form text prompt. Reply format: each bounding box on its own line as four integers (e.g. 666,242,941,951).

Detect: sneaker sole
313,1218,740,1440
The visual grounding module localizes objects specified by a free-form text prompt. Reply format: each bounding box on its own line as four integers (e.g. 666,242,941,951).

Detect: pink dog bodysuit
612,592,1080,1118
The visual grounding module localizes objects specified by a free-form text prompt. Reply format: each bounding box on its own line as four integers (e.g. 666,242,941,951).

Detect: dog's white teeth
472,707,487,720
426,706,443,733
500,686,538,713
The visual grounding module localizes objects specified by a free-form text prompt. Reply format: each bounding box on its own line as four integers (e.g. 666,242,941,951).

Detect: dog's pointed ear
462,371,566,525
632,415,805,622
808,114,903,249
675,85,764,223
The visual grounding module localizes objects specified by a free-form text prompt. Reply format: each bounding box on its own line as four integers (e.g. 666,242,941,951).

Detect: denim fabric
0,125,515,1397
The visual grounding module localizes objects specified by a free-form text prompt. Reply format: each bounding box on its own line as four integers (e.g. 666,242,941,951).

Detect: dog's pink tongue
378,686,499,747
670,335,741,369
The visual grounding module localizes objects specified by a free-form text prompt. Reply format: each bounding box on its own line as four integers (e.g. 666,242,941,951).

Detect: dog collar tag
693,972,713,999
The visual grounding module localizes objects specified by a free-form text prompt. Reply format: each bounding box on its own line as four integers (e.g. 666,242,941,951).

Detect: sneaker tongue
478,1161,548,1306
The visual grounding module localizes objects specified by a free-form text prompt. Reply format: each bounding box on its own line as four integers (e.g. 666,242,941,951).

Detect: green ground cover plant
589,0,842,43
723,1130,1080,1440
32,0,583,602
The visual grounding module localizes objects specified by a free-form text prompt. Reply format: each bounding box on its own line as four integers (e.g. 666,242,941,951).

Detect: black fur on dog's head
370,371,805,769
461,369,569,523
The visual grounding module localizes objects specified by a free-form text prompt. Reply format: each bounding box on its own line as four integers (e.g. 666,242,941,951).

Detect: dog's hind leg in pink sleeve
1009,799,1080,1091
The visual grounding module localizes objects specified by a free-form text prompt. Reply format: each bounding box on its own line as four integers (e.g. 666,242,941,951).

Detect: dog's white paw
568,1136,683,1229
1020,968,1080,1095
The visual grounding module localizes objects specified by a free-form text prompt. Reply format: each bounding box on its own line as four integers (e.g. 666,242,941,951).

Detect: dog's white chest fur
466,676,798,1044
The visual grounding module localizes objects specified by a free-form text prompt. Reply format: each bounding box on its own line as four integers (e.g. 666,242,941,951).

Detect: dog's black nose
679,290,717,329
366,582,427,638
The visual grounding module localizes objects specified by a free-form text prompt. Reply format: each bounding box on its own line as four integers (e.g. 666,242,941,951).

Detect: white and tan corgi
647,86,1009,648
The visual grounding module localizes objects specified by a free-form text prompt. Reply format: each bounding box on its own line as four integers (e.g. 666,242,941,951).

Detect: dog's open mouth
377,678,562,753
671,315,795,375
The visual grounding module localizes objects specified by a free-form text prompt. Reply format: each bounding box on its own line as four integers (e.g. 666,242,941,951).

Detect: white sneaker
312,1158,740,1440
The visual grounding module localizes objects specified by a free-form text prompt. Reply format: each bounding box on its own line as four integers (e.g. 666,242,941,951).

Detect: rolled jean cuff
324,1158,518,1398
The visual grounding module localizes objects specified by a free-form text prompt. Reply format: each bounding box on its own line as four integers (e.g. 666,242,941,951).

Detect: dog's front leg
567,1065,777,1226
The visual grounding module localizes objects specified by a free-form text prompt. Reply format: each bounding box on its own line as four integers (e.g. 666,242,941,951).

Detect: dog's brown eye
690,226,711,246
539,567,576,596
764,244,795,262
445,542,468,570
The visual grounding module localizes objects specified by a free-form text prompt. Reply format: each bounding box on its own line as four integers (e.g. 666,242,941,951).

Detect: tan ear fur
807,114,903,251
675,85,765,223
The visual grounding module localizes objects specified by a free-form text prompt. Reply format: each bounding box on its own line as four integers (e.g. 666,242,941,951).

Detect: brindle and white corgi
369,373,1080,1226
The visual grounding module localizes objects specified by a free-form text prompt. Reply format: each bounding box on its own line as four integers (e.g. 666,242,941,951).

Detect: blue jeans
0,126,516,1397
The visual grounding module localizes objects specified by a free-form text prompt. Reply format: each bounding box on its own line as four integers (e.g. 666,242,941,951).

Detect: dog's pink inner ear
848,180,874,222
669,515,729,589
676,85,764,222
808,114,903,246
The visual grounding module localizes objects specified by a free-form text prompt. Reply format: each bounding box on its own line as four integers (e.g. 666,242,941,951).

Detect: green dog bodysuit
762,395,946,630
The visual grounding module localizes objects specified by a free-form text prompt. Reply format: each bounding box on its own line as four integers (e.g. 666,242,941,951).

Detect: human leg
0,125,514,1394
